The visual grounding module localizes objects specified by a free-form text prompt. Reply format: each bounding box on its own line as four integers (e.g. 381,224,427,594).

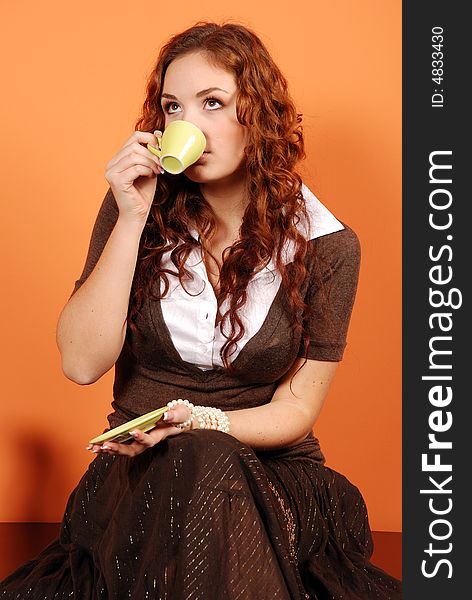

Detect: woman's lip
193,152,209,166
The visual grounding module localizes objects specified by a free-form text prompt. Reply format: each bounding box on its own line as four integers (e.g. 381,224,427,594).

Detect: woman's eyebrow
196,87,230,97
161,87,230,101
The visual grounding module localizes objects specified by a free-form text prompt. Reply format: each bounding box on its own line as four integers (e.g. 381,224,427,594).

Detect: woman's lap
1,431,400,599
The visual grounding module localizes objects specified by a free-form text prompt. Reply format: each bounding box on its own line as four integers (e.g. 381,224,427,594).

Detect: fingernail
85,445,92,450
129,430,138,436
102,445,110,450
163,412,170,421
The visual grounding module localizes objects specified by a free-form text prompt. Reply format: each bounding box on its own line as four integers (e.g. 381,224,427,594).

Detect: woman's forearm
56,216,146,384
193,358,338,450
199,399,316,451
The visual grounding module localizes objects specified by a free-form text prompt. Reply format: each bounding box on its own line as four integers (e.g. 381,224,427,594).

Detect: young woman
0,22,401,599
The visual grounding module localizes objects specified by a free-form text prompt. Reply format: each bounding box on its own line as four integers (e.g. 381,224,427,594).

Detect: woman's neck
200,174,248,240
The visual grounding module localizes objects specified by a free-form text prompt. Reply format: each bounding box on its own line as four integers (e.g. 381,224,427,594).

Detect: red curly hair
130,21,314,370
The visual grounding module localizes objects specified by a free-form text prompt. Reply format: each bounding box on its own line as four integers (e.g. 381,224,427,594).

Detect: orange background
0,1,401,531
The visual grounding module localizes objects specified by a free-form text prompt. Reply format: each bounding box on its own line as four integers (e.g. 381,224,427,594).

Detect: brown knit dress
0,189,402,599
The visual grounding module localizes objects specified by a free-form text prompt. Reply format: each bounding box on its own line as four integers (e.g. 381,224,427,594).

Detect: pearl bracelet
193,406,230,433
166,399,230,433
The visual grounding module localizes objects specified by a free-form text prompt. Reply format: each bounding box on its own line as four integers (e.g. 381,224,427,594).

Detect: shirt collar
186,183,344,271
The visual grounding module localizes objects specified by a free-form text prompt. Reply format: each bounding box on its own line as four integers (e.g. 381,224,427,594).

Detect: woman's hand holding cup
105,130,164,225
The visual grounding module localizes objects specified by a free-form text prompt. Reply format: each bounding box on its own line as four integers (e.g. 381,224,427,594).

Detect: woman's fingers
86,404,193,458
163,405,192,425
112,153,162,177
110,131,162,166
128,428,156,447
104,134,165,193
106,141,161,173
122,129,162,153
88,428,167,457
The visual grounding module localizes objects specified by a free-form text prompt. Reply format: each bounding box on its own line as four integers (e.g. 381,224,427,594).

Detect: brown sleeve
70,187,119,298
299,224,361,362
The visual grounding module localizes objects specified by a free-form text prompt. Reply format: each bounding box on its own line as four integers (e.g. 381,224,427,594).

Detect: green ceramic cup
147,120,206,174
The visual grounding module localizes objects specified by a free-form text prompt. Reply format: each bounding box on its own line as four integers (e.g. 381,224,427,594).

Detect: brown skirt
0,430,401,599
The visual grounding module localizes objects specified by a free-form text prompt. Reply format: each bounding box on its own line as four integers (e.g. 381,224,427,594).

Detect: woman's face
160,52,248,185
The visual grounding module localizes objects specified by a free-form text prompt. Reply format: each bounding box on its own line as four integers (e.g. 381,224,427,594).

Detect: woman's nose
176,108,204,130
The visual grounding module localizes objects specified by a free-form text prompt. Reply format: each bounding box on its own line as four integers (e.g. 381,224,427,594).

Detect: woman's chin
183,165,212,184
184,163,247,186
184,174,204,183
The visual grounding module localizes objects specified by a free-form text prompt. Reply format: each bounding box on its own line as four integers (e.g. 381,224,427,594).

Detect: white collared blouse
159,184,345,370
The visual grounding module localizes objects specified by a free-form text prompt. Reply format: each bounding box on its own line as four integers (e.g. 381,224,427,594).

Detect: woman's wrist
166,399,230,433
116,212,148,234
192,406,230,433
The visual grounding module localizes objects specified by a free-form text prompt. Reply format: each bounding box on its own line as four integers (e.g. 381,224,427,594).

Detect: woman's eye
204,98,223,110
163,102,181,114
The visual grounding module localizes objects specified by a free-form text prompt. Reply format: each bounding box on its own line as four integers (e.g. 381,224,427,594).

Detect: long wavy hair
130,21,314,370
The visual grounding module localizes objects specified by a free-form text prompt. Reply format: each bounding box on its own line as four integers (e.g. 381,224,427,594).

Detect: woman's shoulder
303,225,361,295
299,184,361,267
311,223,361,261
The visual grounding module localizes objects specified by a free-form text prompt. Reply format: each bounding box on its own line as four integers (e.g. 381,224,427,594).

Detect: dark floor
0,523,402,582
